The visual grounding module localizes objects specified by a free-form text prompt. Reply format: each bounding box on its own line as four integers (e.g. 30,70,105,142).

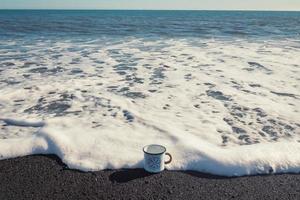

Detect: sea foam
0,38,299,176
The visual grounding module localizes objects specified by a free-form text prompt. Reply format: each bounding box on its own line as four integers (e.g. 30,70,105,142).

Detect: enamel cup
143,144,172,173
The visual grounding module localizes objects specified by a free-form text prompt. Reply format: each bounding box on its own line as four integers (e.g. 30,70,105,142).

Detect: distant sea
0,10,299,176
0,10,300,39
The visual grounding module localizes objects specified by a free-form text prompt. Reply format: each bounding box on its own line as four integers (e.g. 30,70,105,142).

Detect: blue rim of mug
143,144,166,155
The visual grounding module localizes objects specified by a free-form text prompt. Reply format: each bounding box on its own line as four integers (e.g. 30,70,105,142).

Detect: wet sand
0,155,299,200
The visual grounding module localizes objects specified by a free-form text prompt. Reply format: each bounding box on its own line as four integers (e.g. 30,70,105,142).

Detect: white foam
1,118,45,127
0,38,299,176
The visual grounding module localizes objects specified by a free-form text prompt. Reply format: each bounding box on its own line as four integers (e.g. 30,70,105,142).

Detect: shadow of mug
109,168,153,183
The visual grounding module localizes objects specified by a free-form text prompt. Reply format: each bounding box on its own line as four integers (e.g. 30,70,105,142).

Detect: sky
0,0,300,11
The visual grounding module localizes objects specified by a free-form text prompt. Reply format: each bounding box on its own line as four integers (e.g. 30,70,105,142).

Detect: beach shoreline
0,10,300,200
0,154,299,200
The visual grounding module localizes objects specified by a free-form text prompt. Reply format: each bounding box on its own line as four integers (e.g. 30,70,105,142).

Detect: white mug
143,144,172,173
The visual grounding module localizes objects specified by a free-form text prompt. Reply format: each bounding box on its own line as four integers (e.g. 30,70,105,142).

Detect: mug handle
165,152,172,165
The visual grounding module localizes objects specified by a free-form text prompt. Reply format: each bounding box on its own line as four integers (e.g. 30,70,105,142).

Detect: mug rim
143,144,166,155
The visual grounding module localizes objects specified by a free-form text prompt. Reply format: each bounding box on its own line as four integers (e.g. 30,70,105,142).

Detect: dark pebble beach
0,155,299,200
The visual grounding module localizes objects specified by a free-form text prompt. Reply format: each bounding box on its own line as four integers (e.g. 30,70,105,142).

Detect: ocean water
0,10,300,176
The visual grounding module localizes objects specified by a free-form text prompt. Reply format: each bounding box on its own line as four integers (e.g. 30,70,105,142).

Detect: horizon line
0,8,299,12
